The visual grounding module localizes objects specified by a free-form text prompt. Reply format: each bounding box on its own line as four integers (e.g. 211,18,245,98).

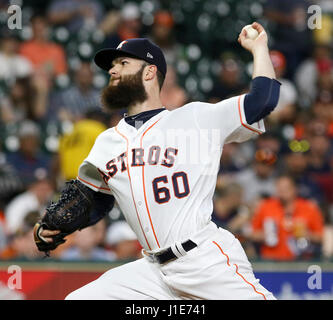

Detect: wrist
252,45,269,57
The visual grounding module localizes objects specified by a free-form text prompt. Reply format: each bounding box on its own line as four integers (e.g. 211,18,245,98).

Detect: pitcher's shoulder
166,101,208,116
97,126,117,138
93,126,119,145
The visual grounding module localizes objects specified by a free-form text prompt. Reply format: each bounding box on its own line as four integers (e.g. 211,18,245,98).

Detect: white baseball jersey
78,94,265,252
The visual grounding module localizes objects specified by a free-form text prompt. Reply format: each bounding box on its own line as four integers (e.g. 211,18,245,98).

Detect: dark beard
101,66,148,111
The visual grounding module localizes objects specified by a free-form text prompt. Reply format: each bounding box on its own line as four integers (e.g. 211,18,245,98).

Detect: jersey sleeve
77,161,112,195
193,94,265,144
77,131,113,195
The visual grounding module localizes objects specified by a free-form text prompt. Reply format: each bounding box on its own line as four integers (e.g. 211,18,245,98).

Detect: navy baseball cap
94,38,167,77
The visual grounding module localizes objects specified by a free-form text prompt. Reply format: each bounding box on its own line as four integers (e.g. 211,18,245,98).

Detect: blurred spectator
307,134,332,175
268,50,297,125
311,100,333,138
150,10,180,66
228,134,278,174
283,150,324,205
293,109,331,142
208,55,247,103
160,65,188,110
98,10,122,37
47,0,104,33
5,120,51,187
4,178,54,236
103,2,142,49
212,183,250,236
60,219,115,261
55,109,107,181
52,62,101,121
294,116,333,202
218,143,250,176
0,210,43,260
0,31,32,85
255,133,281,155
306,134,333,205
235,149,278,207
0,148,23,207
295,44,333,108
106,221,142,260
264,0,313,80
251,175,324,261
20,14,67,80
316,60,333,104
307,114,330,137
0,76,47,124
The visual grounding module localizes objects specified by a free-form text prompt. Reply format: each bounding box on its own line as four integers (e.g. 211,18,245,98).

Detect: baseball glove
33,179,95,255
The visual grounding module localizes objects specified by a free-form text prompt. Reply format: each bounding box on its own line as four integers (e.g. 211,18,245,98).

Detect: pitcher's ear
144,65,157,81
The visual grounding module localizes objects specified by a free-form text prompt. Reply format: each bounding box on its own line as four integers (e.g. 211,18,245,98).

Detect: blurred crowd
0,0,333,262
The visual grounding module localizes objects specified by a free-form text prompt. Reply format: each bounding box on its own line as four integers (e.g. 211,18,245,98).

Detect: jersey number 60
152,171,190,204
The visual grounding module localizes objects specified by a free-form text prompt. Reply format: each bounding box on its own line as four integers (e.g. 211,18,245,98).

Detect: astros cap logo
117,40,128,50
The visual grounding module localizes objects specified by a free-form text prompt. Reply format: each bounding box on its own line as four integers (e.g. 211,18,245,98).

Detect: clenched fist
238,22,268,54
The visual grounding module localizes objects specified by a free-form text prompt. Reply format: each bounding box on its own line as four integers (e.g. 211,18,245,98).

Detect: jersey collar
123,107,166,129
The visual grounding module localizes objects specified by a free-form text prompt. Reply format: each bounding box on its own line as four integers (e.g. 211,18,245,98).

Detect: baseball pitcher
34,22,280,300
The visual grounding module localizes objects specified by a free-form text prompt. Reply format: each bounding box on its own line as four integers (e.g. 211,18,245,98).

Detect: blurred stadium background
0,0,333,300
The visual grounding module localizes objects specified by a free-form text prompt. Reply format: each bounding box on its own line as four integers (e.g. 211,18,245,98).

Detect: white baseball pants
65,222,275,300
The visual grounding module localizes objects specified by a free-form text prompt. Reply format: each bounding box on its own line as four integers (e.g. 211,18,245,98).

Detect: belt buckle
151,253,158,263
153,249,167,263
147,249,164,263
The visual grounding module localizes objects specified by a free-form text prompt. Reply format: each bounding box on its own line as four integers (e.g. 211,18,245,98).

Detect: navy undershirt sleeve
87,192,115,227
244,76,281,125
